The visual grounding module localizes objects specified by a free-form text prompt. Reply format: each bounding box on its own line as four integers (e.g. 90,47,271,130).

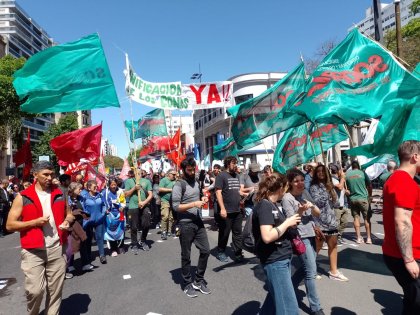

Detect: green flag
213,137,261,160
125,108,168,142
346,103,420,158
273,123,348,173
290,28,420,125
13,33,119,113
227,62,307,148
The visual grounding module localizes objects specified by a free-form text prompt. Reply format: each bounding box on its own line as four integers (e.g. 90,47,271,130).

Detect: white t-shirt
36,189,60,248
332,177,345,208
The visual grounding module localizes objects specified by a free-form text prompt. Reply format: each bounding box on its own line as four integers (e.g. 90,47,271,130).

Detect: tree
103,155,124,169
304,39,337,74
32,113,79,169
0,55,27,150
384,5,420,71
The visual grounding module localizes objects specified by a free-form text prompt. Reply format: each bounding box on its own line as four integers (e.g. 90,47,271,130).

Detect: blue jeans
86,223,105,259
261,258,299,315
292,237,322,312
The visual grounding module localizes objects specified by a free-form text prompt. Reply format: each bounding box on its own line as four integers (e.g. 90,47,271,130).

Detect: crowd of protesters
2,139,419,314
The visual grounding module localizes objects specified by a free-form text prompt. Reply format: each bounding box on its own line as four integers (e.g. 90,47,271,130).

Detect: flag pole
314,122,327,165
305,122,317,161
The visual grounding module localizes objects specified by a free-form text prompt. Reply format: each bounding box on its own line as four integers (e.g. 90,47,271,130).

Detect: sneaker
82,264,94,271
65,272,74,279
356,237,364,244
100,256,107,264
140,242,150,251
67,266,76,273
315,274,322,280
156,223,160,229
161,232,167,240
329,270,349,282
167,232,172,237
183,284,198,298
234,253,245,263
131,245,139,255
337,238,346,246
216,252,229,262
192,280,211,294
322,243,328,250
111,251,118,257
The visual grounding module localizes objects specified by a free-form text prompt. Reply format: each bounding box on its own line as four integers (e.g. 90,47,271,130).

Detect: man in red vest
7,161,74,315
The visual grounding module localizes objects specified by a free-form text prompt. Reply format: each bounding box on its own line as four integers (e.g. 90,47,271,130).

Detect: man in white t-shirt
7,161,73,315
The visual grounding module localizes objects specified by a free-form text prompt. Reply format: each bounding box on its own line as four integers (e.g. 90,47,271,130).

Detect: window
235,94,253,104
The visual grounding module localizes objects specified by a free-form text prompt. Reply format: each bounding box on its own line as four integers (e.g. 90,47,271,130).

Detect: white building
164,110,195,153
193,72,287,169
352,0,419,37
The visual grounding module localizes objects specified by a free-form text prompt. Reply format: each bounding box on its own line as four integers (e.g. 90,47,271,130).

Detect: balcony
22,119,48,131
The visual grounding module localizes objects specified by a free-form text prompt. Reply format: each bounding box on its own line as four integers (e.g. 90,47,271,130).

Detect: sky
17,0,379,157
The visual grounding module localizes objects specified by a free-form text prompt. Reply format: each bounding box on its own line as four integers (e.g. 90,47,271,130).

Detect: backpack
169,179,203,211
169,179,187,211
241,211,255,254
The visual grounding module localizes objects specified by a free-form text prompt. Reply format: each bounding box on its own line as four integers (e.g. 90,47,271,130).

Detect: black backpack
241,211,255,254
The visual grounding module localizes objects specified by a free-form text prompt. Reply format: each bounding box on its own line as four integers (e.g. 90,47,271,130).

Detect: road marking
157,240,163,243
173,237,178,239
123,275,131,280
148,233,151,235
375,232,384,236
146,313,162,315
348,244,359,247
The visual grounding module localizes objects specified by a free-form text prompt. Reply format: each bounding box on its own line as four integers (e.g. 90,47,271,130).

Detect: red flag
167,150,185,168
119,158,131,180
170,128,181,149
84,163,106,191
14,130,32,180
50,124,102,166
14,130,31,166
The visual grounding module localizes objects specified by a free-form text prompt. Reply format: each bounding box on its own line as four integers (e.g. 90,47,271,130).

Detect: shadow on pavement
336,248,392,276
330,306,357,314
371,288,403,315
60,293,91,315
231,300,261,315
169,267,197,287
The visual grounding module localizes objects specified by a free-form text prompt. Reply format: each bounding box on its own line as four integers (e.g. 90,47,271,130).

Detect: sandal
356,237,364,244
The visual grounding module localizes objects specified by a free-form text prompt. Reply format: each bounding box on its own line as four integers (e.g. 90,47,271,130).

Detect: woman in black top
253,173,301,315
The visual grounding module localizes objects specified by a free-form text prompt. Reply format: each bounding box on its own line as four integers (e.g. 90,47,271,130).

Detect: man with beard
240,163,262,217
172,158,210,298
215,156,243,263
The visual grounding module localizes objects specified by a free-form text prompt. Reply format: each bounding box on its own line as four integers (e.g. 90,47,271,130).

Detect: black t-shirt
215,171,241,213
252,199,292,264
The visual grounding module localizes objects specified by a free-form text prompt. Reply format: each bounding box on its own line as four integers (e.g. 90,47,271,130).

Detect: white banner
125,55,234,110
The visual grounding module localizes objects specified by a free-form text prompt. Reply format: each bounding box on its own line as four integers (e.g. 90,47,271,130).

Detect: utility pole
394,0,403,57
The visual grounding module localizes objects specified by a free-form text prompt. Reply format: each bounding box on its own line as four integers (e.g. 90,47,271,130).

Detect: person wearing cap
159,169,177,240
240,163,262,217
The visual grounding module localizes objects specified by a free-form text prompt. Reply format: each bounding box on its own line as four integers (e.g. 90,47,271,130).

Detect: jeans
86,223,105,259
179,220,210,286
291,237,322,312
261,258,299,315
129,206,151,244
383,255,420,314
217,211,243,255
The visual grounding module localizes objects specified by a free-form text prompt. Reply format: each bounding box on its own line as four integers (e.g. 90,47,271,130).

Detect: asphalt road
0,204,403,315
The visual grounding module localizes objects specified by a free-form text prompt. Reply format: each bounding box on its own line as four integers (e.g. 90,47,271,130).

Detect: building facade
193,72,286,169
164,110,195,154
353,0,419,37
0,1,92,177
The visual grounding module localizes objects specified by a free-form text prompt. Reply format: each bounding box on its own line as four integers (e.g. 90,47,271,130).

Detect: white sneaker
315,274,322,280
329,270,349,282
322,244,328,250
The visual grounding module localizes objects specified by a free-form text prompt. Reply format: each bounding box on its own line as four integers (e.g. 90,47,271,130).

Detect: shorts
321,229,339,236
350,199,370,219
